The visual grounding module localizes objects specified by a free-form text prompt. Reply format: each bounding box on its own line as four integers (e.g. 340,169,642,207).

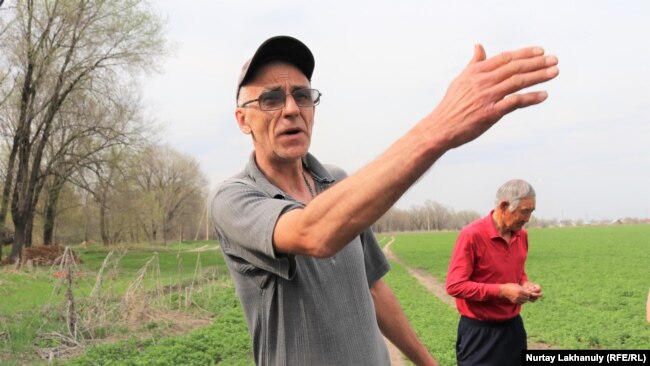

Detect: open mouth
281,128,302,136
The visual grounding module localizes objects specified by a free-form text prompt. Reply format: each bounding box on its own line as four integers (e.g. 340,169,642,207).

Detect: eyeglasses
239,88,321,111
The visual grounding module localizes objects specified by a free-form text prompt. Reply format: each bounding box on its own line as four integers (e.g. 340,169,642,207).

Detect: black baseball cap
236,36,315,101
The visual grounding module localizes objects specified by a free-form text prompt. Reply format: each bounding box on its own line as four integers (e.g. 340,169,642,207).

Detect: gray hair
495,179,536,211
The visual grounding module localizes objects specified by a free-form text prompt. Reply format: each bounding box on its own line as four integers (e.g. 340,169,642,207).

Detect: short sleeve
360,227,390,288
210,179,302,279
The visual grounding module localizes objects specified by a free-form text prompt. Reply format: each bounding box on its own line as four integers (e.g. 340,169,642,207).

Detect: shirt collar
302,153,336,185
244,152,336,198
484,210,522,241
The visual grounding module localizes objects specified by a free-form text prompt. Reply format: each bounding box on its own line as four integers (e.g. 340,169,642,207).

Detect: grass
523,225,649,348
383,259,458,365
64,284,254,366
0,240,254,366
0,241,225,315
0,271,62,314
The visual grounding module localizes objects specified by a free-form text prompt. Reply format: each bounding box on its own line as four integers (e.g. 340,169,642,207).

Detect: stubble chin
274,145,310,162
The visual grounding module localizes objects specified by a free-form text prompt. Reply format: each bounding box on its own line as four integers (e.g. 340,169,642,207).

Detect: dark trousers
456,315,527,366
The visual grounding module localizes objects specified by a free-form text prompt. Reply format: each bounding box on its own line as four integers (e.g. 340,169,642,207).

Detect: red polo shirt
445,211,529,321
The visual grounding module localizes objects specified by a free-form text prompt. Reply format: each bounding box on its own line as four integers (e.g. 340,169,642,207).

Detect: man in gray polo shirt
211,36,558,365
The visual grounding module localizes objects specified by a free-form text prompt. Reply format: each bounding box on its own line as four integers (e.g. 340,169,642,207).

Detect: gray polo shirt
210,153,391,365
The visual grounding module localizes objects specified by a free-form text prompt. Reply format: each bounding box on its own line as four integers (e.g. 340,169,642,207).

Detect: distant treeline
371,200,647,233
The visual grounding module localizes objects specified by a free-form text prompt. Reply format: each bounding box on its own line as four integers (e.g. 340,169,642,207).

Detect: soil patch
384,336,406,366
0,245,82,267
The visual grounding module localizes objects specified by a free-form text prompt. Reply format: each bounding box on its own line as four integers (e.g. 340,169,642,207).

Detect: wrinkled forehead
517,197,536,209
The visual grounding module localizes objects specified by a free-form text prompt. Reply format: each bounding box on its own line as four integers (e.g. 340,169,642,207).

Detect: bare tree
40,84,152,245
451,210,481,230
0,110,12,261
373,201,482,233
130,145,208,245
0,0,166,262
63,142,143,246
0,2,19,260
424,200,451,231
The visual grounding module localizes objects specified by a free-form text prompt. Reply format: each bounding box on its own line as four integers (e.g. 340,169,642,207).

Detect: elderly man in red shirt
446,179,542,366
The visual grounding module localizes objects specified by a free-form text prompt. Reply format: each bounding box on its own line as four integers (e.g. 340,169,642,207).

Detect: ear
235,108,252,134
498,200,510,212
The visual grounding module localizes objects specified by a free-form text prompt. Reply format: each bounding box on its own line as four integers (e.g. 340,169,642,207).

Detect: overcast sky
141,0,649,221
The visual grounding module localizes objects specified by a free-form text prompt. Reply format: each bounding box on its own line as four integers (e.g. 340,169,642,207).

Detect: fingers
525,283,543,303
524,282,541,291
468,43,486,65
494,91,549,115
529,291,543,302
426,44,559,150
517,285,541,304
494,60,559,95
487,59,558,115
470,46,558,114
500,283,534,304
493,54,559,86
491,59,558,113
476,46,546,73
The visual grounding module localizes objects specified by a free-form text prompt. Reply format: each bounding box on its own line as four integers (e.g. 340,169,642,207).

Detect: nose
282,93,300,115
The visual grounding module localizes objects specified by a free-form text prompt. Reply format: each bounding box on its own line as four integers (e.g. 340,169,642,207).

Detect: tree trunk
43,204,56,245
83,202,90,244
7,0,35,264
0,140,18,244
162,216,168,245
9,222,26,262
25,214,34,247
99,201,110,246
43,176,65,245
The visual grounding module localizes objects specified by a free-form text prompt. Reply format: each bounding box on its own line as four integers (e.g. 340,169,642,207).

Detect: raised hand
426,44,559,150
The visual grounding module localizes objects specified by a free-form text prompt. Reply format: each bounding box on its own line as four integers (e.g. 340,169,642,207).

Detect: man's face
235,62,315,166
501,197,536,232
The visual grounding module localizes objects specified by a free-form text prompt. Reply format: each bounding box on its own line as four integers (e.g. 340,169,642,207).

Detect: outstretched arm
371,279,440,366
274,45,559,257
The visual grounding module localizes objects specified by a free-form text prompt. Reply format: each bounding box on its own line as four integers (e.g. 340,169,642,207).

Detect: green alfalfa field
1,225,648,365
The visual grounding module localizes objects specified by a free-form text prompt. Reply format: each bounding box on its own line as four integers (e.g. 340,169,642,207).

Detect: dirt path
384,337,407,366
383,237,455,306
381,236,455,365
